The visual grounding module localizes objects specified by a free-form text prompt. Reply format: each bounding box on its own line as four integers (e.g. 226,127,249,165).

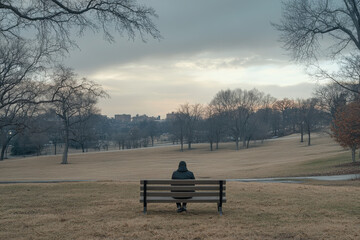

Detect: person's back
172,161,195,180
171,161,195,213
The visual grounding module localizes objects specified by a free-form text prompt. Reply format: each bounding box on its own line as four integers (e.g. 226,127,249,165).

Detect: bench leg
143,202,147,214
217,203,223,216
143,207,147,214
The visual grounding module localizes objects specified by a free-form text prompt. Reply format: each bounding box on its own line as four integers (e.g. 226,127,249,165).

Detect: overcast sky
65,0,316,119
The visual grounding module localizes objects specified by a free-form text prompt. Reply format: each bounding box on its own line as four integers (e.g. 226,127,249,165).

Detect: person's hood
177,161,188,172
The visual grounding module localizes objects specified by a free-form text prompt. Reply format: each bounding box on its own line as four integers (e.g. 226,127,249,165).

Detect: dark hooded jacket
171,161,195,199
172,161,195,179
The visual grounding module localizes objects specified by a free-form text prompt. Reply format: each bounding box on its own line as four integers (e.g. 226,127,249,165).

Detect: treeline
0,85,334,162
171,88,330,151
170,84,360,162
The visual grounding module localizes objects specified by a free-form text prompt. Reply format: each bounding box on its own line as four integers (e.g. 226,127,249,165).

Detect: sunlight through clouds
89,57,314,118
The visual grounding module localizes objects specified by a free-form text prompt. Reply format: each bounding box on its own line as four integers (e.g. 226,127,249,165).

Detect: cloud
65,0,285,74
60,0,317,118
92,59,315,118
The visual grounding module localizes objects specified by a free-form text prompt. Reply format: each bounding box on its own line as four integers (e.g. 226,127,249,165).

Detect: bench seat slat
140,186,226,191
140,180,226,185
140,192,225,197
140,196,227,203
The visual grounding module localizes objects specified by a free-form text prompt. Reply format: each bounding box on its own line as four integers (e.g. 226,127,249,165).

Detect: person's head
178,161,186,168
177,161,188,172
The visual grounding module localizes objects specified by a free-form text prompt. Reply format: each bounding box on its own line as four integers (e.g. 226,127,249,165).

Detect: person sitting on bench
171,161,195,213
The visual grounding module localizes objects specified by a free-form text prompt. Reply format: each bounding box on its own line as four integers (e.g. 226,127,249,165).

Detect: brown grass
0,133,354,181
1,181,360,240
1,134,359,239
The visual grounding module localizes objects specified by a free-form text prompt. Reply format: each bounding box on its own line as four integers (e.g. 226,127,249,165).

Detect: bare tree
315,83,352,119
0,40,45,160
211,89,239,149
182,103,203,150
244,94,276,148
0,40,45,111
71,109,99,153
173,103,203,150
275,0,360,62
211,88,265,150
0,0,161,56
204,105,224,151
171,112,187,151
0,102,38,160
273,98,295,136
231,89,263,150
300,98,328,146
274,0,360,94
48,66,107,164
314,54,360,96
142,119,158,147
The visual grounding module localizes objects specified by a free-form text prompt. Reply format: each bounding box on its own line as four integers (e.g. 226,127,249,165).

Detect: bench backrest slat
140,180,226,185
140,191,226,197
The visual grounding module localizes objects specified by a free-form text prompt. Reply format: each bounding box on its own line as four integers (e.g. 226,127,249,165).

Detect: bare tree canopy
274,0,360,96
0,39,45,111
274,0,360,62
48,65,108,164
0,0,161,55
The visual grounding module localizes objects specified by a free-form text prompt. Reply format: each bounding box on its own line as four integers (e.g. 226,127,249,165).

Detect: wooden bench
140,179,226,215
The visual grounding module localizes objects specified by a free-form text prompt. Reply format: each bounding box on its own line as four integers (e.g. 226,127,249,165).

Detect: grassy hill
0,133,357,181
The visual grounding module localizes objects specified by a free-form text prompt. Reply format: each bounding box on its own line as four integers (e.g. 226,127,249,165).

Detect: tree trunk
307,127,311,146
210,141,213,151
0,135,13,160
188,141,191,150
235,138,239,150
62,123,69,164
216,141,219,150
151,136,154,146
81,143,85,153
0,144,7,160
62,141,69,164
54,142,57,155
246,138,250,148
180,137,183,151
300,124,304,143
351,145,356,163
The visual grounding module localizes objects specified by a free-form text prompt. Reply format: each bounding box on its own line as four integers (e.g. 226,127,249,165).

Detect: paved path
229,174,360,183
0,180,96,184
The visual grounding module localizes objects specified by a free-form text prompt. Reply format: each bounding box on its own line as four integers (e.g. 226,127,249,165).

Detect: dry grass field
1,181,360,240
0,133,356,181
1,133,360,239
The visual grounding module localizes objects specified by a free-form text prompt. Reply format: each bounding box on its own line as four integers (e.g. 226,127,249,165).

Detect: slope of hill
0,133,353,181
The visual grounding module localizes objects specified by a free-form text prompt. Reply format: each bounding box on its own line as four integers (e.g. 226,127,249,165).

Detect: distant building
115,114,131,123
132,114,162,122
166,112,176,121
132,114,149,122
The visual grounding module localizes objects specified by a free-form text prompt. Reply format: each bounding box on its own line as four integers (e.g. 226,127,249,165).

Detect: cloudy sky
65,0,316,119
